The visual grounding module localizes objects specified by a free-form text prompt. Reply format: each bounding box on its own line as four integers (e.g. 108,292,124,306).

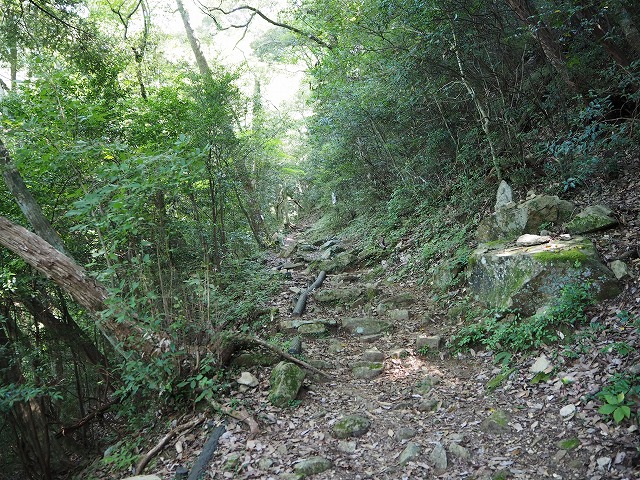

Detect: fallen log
291,270,326,317
187,423,226,480
56,397,119,439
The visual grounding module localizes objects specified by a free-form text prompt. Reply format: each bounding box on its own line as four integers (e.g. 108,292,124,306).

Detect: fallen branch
237,335,332,380
292,270,326,317
55,397,119,438
209,399,259,439
136,416,204,474
187,423,226,480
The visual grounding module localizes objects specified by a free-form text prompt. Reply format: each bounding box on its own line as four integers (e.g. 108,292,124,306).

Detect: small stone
448,442,470,460
552,449,567,462
337,440,357,453
278,473,304,480
237,372,259,387
516,234,551,246
429,441,447,471
352,362,384,379
529,354,551,373
288,336,302,355
416,335,443,350
396,427,417,440
358,334,384,343
399,442,421,465
480,410,510,434
560,404,576,418
389,347,410,359
293,456,332,476
362,348,384,362
416,399,439,412
332,415,371,438
610,260,629,279
596,456,611,471
259,458,274,470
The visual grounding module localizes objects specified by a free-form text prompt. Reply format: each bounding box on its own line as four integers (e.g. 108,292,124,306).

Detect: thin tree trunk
504,0,578,93
0,138,67,254
176,0,212,78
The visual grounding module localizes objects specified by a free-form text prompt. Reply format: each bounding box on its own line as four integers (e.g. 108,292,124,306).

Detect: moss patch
557,438,581,450
532,247,588,264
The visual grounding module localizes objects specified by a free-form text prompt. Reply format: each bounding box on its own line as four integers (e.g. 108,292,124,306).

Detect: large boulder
476,195,575,242
268,362,305,407
468,237,620,316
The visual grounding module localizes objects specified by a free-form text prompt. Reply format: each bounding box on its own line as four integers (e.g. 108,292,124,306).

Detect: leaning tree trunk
0,216,156,357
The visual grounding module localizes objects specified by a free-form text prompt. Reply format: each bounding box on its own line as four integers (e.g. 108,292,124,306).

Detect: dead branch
209,399,259,439
236,335,332,380
136,416,205,474
55,398,119,438
197,2,333,50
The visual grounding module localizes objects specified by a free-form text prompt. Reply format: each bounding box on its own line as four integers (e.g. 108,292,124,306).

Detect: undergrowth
451,283,594,353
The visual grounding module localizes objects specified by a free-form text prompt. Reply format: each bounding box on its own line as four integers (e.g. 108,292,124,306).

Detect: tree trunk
618,7,640,55
504,0,578,93
0,138,67,254
0,216,153,357
176,0,213,79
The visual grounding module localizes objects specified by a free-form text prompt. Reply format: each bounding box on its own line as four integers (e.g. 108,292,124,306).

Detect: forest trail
193,222,639,480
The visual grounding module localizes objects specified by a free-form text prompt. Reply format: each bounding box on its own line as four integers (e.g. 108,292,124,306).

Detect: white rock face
516,234,551,246
494,180,513,211
237,371,259,387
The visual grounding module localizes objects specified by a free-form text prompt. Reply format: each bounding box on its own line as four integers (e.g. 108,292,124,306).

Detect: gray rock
389,347,410,359
293,456,332,476
610,260,629,279
280,319,337,332
358,334,384,343
429,442,447,471
352,361,384,379
416,335,443,350
282,261,305,270
237,372,259,387
259,458,274,470
477,194,575,241
565,205,617,234
332,415,371,439
495,180,513,211
268,362,306,408
297,323,328,336
362,348,384,362
399,442,421,465
379,293,417,308
328,340,346,353
396,426,417,440
469,236,621,316
306,359,333,370
342,318,392,336
317,251,357,274
388,309,410,321
288,336,302,355
337,440,357,453
279,473,304,480
416,399,439,412
448,442,470,460
121,477,161,480
314,287,364,305
480,410,511,434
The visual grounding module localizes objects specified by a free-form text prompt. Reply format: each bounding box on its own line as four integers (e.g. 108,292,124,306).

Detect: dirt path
195,226,639,480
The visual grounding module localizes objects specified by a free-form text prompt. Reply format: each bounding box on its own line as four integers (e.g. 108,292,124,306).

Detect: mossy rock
314,287,364,305
293,456,333,476
297,323,328,337
231,352,280,367
565,205,617,234
468,236,620,316
480,410,511,434
352,361,384,379
268,362,306,408
332,414,371,438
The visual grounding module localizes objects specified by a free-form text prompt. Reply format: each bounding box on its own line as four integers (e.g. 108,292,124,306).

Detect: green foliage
598,392,633,424
451,283,594,353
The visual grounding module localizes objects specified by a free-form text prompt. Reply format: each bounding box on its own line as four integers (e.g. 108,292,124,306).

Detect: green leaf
598,404,617,415
613,407,625,423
